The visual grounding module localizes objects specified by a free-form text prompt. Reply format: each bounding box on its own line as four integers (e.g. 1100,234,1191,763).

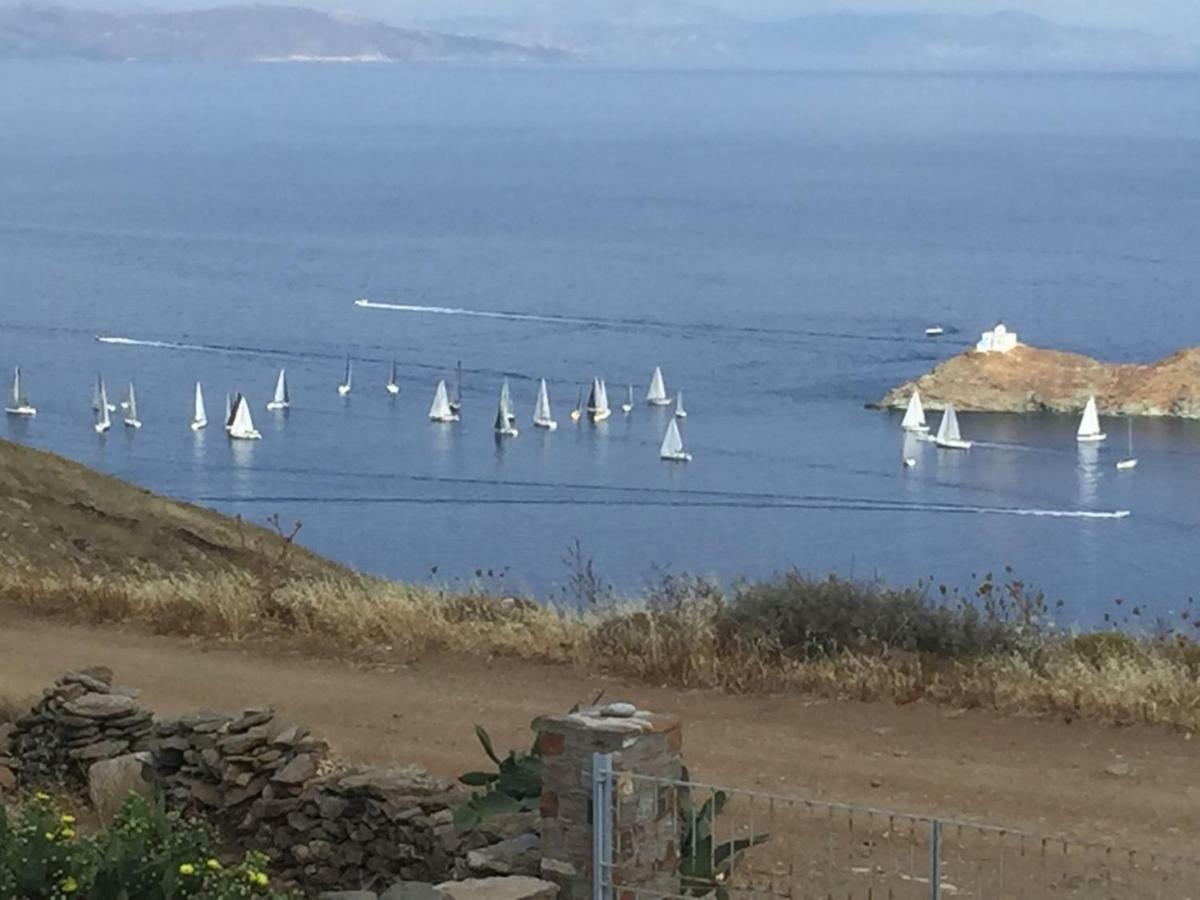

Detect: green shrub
0,793,296,899
717,571,1034,661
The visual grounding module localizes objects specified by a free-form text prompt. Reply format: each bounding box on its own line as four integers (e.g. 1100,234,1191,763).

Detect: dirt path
1,616,1196,858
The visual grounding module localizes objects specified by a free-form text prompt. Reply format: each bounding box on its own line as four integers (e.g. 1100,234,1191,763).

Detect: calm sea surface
2,65,1199,626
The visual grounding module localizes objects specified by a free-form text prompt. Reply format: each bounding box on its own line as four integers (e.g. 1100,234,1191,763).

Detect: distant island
876,323,1200,418
2,4,1198,69
0,4,567,63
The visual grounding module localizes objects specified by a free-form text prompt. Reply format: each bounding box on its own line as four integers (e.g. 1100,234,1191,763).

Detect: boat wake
354,299,926,346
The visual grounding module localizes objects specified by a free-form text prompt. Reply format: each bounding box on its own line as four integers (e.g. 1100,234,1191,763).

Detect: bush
1072,631,1146,669
717,571,1033,661
0,793,296,899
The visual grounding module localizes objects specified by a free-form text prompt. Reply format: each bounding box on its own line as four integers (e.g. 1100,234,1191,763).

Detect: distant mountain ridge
0,3,568,62
420,3,1200,70
2,2,1197,68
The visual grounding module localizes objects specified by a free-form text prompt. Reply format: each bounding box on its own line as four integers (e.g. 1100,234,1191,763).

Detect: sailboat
570,386,583,423
494,386,519,438
674,391,688,419
646,366,671,406
500,377,517,424
1077,395,1106,443
386,360,400,396
267,369,290,411
449,361,463,413
94,382,112,434
228,394,261,441
191,382,207,431
5,367,36,417
621,384,634,415
93,374,116,413
532,378,558,431
934,403,971,450
123,382,142,429
1116,419,1138,470
429,379,459,423
224,394,236,432
337,355,352,397
587,377,612,422
659,418,692,462
901,390,928,433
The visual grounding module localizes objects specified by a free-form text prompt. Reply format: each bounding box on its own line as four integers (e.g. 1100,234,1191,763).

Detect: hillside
0,4,567,63
0,437,347,578
876,343,1200,418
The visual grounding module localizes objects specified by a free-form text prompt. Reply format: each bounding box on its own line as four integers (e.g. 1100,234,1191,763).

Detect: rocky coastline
875,343,1200,418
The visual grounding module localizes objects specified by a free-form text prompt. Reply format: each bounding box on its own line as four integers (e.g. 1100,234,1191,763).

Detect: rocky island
876,323,1200,418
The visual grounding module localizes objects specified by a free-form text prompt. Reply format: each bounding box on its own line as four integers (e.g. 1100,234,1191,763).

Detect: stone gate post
535,703,683,900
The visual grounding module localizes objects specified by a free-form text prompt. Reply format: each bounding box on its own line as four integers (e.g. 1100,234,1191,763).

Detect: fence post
592,752,614,900
930,818,942,900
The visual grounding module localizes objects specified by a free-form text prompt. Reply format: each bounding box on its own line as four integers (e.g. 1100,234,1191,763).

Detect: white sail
533,378,557,430
901,390,927,431
387,359,400,394
936,404,963,444
93,375,104,412
660,418,691,461
495,386,518,437
599,379,610,412
124,382,141,428
622,384,634,413
429,379,457,421
1077,396,1105,441
500,378,516,422
674,391,687,418
95,382,112,432
588,377,611,420
11,367,20,406
268,368,289,409
338,356,352,395
192,382,207,430
229,394,261,440
646,366,669,405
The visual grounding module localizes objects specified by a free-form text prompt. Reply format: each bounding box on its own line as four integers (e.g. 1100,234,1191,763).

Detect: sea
2,64,1199,628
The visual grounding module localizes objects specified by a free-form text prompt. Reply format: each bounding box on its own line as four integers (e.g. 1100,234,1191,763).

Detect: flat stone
381,884,442,900
1105,762,1133,777
273,753,318,785
435,876,559,900
598,702,637,718
63,693,138,720
62,670,114,693
69,738,130,761
228,708,274,734
88,754,156,823
466,833,541,877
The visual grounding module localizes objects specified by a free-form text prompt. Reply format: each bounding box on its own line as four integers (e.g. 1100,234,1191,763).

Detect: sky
40,0,1200,43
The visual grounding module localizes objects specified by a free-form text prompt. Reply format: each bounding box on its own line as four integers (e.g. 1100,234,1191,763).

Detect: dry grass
1,569,1198,732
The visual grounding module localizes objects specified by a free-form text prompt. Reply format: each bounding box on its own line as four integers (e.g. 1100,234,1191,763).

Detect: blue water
2,65,1199,627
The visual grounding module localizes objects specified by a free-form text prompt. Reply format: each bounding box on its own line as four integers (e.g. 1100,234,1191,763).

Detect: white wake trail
96,335,215,352
355,298,593,326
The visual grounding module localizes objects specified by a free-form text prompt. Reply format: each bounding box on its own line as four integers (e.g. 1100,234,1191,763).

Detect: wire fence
593,757,1200,900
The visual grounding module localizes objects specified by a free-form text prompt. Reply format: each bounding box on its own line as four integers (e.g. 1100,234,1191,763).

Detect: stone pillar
535,703,682,900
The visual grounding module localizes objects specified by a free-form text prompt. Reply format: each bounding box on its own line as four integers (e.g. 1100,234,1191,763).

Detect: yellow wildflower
35,792,51,801
44,832,56,841
60,814,76,825
206,859,222,871
179,863,196,876
61,876,78,893
60,827,76,840
255,872,270,887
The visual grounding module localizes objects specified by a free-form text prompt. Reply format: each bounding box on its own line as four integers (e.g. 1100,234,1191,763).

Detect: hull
94,422,110,434
1116,459,1139,470
925,327,945,336
229,430,261,441
660,451,692,462
936,438,972,450
647,398,672,407
430,413,460,423
337,386,351,397
675,410,688,419
495,427,519,438
5,406,36,417
533,418,558,431
191,419,207,431
903,424,929,434
590,409,612,422
569,410,582,422
124,418,142,430
266,401,290,411
386,384,400,395
621,404,633,414
1077,433,1106,443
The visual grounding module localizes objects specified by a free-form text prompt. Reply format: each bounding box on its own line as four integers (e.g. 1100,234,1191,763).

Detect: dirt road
1,615,1196,858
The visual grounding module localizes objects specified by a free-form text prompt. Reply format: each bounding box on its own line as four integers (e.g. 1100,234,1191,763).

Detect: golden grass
2,570,1197,732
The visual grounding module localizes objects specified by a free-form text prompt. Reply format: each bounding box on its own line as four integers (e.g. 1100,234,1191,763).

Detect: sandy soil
1,615,1196,861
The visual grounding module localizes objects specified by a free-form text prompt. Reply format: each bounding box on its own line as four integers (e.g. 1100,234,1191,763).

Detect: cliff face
876,344,1200,418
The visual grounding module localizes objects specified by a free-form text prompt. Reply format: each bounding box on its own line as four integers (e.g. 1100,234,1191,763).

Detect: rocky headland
876,343,1200,418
